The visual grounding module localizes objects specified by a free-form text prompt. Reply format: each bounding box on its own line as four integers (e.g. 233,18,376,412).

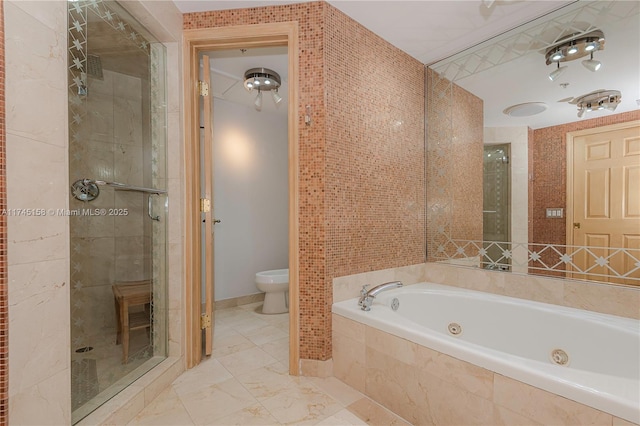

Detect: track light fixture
581,52,602,72
548,62,567,81
254,91,263,110
573,89,621,118
271,90,282,104
244,67,282,111
545,30,604,80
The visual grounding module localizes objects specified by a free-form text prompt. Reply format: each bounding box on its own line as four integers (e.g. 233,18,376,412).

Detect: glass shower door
67,1,167,422
483,144,511,270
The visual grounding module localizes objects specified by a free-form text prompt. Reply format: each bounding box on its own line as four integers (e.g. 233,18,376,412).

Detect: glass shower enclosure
482,144,511,270
67,1,168,422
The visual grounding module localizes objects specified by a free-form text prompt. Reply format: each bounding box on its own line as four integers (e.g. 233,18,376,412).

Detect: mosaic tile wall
0,1,6,423
184,1,426,360
529,110,640,276
426,68,484,262
451,84,483,243
324,3,425,354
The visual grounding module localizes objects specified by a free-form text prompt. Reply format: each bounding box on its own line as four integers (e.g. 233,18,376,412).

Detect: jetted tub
332,282,640,423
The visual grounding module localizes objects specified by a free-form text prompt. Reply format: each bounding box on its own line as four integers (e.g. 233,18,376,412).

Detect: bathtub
332,282,640,424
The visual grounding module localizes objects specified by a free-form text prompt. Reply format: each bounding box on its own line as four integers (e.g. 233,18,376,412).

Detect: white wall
212,98,288,301
484,126,529,273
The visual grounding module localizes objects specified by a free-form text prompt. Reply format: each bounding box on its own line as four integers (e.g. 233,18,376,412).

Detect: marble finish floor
129,302,409,425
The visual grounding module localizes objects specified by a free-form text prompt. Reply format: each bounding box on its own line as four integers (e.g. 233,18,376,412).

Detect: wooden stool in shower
112,280,151,364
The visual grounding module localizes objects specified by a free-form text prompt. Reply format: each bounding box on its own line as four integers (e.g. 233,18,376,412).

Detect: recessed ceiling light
503,102,548,117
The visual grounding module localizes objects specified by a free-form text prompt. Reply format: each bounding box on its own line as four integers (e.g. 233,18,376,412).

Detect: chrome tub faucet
358,281,403,311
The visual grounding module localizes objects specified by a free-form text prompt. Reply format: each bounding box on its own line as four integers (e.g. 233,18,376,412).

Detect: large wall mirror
426,1,640,286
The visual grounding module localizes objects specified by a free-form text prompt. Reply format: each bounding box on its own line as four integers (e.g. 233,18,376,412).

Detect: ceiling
178,0,639,128
175,0,572,65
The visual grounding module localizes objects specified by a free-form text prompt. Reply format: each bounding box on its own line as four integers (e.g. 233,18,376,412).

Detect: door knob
203,219,222,224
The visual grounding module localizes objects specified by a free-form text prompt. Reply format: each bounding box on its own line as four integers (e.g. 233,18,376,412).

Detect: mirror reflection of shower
483,144,511,271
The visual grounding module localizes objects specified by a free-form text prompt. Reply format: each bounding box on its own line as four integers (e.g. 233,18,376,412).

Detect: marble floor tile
212,331,255,359
180,377,257,425
236,361,300,401
172,358,233,397
132,304,408,426
244,324,288,346
212,403,281,425
217,346,279,377
260,337,290,364
316,408,369,425
127,388,193,426
260,381,343,425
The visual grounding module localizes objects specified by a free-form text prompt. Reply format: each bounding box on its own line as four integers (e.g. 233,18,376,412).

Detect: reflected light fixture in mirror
545,30,605,79
548,62,568,81
574,89,622,118
581,52,602,72
426,0,640,285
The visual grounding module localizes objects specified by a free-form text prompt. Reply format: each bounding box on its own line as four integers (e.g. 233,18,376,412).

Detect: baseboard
211,292,265,310
300,358,333,378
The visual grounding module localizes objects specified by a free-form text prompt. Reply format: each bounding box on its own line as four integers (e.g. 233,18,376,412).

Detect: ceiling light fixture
581,52,602,72
545,30,604,79
572,89,621,118
254,91,263,110
271,90,282,105
244,67,282,111
548,62,567,81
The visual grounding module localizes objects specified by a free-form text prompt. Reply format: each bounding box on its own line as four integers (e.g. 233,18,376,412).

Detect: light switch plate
546,208,564,218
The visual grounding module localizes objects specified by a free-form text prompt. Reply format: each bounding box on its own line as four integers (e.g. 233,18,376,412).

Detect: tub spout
358,281,403,311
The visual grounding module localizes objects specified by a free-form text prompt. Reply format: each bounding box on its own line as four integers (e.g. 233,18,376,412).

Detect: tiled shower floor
129,302,409,425
72,329,158,422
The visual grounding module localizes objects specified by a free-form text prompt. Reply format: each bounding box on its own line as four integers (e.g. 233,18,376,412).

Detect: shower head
87,54,103,80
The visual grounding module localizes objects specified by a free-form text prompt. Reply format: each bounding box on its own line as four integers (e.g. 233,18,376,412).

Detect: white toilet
255,269,289,314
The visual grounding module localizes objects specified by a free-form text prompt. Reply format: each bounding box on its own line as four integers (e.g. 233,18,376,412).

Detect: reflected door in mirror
570,123,640,285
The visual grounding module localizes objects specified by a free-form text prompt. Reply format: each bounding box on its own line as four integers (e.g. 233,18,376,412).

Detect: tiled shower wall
0,0,6,423
530,110,640,249
70,70,152,347
184,1,426,360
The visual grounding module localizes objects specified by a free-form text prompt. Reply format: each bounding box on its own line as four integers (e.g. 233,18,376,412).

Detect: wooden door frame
566,119,640,247
182,22,300,373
